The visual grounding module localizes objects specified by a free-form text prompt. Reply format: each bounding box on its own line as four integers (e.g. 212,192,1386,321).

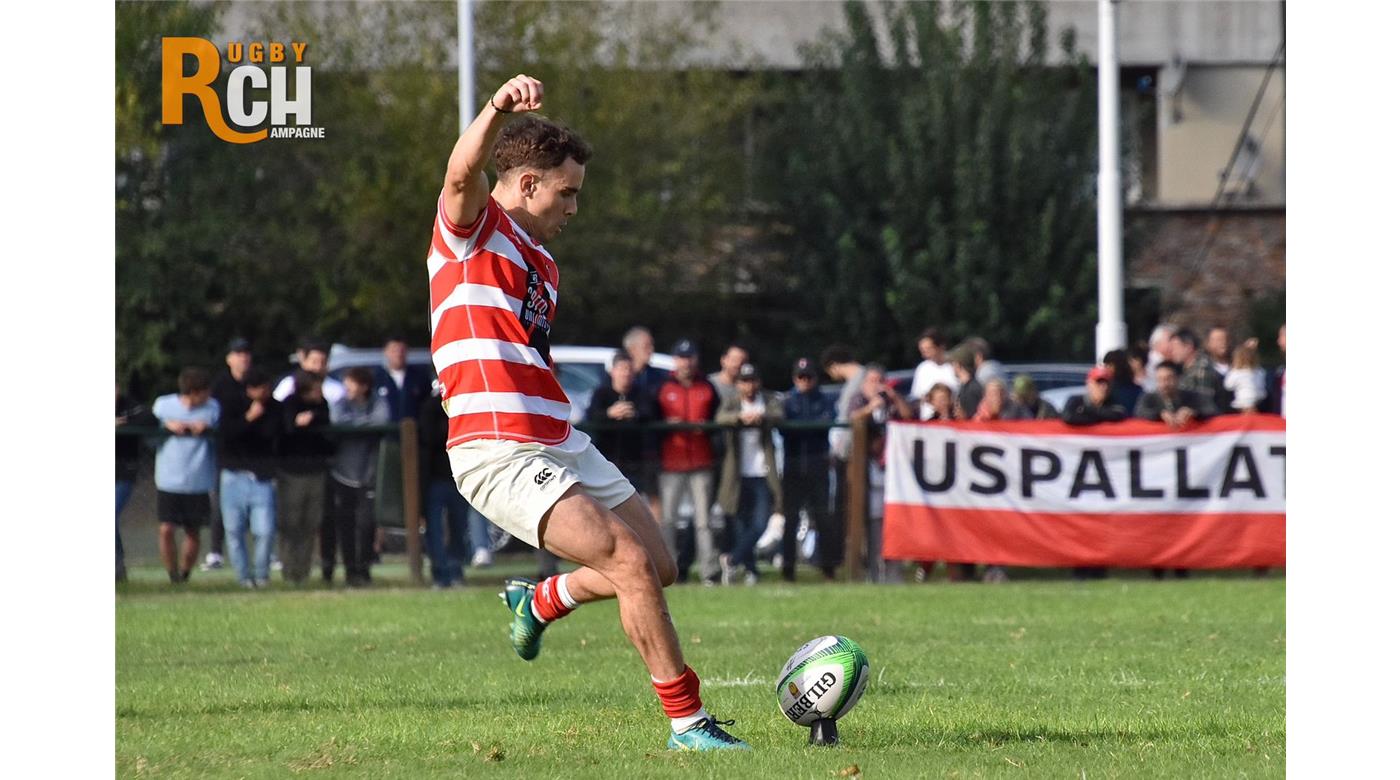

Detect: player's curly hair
493,116,593,177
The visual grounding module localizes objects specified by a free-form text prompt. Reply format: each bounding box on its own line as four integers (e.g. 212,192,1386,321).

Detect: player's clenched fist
491,74,544,113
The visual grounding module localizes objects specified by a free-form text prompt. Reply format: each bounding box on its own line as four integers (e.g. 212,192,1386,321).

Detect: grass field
116,562,1284,778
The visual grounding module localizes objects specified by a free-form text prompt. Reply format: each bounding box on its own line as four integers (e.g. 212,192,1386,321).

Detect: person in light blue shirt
151,368,221,583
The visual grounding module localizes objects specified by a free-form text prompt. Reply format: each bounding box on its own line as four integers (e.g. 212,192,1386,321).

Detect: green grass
117,563,1284,778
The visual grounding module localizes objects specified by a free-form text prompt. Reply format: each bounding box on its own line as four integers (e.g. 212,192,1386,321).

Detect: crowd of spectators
116,319,1285,588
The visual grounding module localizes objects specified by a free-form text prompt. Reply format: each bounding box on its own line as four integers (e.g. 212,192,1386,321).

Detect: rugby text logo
161,37,324,143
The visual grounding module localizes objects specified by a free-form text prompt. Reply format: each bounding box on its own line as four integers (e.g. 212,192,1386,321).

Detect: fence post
399,418,424,586
845,417,869,582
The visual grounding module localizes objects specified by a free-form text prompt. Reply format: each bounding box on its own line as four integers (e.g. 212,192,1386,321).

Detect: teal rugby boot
667,718,751,751
498,577,547,661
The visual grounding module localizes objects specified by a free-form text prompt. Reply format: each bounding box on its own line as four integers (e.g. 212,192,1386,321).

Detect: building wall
1127,208,1285,337
1156,65,1285,206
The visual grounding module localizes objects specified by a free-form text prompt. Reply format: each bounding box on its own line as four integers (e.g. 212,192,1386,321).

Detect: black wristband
490,99,511,114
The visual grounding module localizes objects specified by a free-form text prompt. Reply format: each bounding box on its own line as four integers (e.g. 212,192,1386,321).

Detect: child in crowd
1224,338,1267,413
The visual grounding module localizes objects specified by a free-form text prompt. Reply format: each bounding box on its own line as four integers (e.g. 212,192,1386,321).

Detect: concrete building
694,0,1286,342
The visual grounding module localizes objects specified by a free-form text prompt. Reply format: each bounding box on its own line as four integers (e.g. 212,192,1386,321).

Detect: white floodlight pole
1095,0,1127,362
458,0,475,133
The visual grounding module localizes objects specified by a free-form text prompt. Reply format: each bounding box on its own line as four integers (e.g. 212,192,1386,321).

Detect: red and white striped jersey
427,194,572,447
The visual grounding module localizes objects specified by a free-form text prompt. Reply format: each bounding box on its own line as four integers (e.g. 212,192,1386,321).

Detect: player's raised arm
441,74,545,229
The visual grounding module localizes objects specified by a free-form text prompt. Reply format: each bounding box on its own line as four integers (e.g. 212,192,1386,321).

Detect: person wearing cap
216,367,282,588
715,363,784,586
1061,365,1128,426
781,357,837,581
273,337,347,405
205,337,255,572
1005,374,1058,420
654,339,722,585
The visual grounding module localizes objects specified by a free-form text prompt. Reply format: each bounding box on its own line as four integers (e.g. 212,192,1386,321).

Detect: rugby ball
776,635,870,725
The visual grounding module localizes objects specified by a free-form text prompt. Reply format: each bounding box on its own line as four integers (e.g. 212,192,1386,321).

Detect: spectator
1224,338,1267,414
1206,327,1232,379
1128,342,1151,387
418,380,486,587
277,370,334,585
622,326,671,400
116,386,152,583
848,364,914,583
716,364,784,586
586,351,657,499
1171,328,1230,412
205,337,254,572
327,366,390,587
910,328,959,416
1062,366,1128,426
655,339,722,585
822,344,866,571
708,343,749,407
217,368,281,588
1134,361,1215,429
1144,323,1178,391
949,347,983,419
971,378,1009,421
963,337,1007,385
1006,375,1057,420
1102,348,1144,413
152,367,221,584
781,357,838,581
273,337,346,405
1136,362,1208,582
919,383,956,421
374,336,432,422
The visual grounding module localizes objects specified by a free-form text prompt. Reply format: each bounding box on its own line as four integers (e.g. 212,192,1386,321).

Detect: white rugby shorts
448,428,636,548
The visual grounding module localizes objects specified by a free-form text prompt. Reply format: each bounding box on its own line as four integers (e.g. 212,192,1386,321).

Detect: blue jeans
424,479,480,586
730,477,772,575
221,470,277,582
116,480,134,570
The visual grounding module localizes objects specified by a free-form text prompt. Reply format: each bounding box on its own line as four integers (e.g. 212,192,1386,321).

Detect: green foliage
116,0,757,395
770,0,1099,365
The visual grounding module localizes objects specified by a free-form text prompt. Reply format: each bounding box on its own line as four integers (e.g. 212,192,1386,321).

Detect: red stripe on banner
890,415,1285,437
881,504,1285,569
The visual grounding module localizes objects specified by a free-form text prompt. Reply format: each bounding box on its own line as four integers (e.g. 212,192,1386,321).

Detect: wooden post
399,418,424,586
844,417,869,582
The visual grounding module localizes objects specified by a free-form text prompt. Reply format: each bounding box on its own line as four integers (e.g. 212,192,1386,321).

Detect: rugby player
426,74,748,751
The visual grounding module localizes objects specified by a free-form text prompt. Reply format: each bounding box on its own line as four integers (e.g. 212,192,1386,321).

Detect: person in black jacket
204,337,255,572
217,368,282,587
277,371,334,585
585,352,657,498
780,358,837,582
1062,366,1128,426
373,336,432,422
1134,361,1215,428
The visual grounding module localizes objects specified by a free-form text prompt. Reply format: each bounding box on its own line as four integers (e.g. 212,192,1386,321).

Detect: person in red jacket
655,340,721,585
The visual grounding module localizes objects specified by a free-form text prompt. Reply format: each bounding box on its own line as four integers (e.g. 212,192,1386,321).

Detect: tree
116,0,760,394
768,0,1099,365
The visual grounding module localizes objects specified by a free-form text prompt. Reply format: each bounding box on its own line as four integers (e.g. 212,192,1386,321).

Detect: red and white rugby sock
652,666,710,733
530,573,577,623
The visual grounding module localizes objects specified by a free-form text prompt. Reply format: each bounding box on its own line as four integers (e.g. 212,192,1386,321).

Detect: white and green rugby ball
776,635,870,725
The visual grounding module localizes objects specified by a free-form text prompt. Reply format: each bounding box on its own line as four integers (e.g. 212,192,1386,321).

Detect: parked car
321,343,676,423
